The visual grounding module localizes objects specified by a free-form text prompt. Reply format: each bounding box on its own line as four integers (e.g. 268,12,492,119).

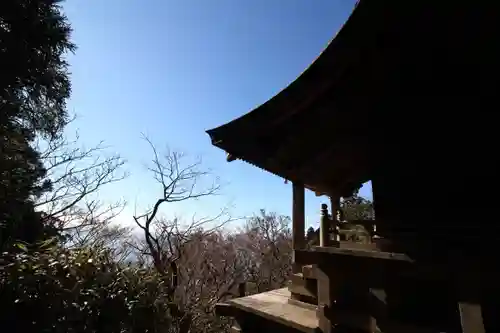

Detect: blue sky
63,0,370,229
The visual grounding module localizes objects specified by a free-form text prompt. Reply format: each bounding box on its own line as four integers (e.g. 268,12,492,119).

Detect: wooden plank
227,288,319,333
294,248,413,286
294,247,450,287
310,245,412,261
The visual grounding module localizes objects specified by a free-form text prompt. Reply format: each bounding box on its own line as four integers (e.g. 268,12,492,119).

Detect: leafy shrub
0,246,174,333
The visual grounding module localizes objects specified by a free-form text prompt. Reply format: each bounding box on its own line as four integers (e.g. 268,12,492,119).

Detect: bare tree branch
33,124,128,245
133,135,227,273
130,135,237,333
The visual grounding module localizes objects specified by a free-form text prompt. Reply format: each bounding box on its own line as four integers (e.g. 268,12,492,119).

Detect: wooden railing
288,201,379,308
287,183,378,309
304,203,377,248
290,184,378,255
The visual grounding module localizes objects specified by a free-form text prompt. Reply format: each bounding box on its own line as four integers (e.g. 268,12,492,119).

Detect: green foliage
0,246,174,333
0,0,75,248
341,195,374,221
338,195,374,243
0,0,75,136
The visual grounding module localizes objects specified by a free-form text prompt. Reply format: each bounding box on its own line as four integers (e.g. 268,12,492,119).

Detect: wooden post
292,182,305,272
320,203,330,247
330,196,340,243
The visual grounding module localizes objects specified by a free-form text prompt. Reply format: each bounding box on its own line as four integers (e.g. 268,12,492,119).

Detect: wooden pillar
330,196,340,243
292,182,305,272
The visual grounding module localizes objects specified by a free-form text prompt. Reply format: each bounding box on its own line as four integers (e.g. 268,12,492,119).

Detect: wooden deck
225,288,319,333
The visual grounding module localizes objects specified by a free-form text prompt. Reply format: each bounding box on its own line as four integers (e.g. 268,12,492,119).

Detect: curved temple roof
205,1,403,196
206,0,362,148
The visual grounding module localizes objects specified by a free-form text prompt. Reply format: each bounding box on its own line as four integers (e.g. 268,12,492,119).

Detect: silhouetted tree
0,0,75,248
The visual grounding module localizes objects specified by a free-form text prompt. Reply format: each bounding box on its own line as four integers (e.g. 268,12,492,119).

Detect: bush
0,245,174,333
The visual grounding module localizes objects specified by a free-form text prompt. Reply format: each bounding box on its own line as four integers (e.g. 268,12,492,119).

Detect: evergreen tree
0,0,75,247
